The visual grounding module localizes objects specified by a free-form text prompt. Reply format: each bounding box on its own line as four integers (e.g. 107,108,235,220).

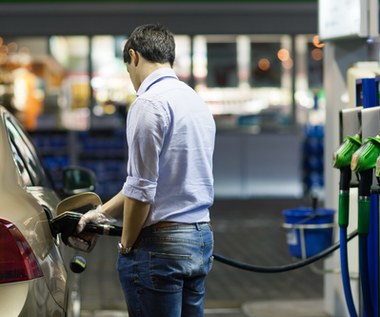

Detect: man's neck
141,62,171,81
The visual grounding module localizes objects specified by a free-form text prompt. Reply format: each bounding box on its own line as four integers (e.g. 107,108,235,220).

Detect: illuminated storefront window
49,36,90,129
173,35,191,83
295,34,325,125
194,34,295,126
207,41,238,88
0,33,323,131
91,35,133,117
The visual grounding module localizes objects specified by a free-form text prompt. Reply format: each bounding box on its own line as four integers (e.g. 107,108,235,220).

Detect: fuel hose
339,227,357,317
213,230,358,273
338,167,357,317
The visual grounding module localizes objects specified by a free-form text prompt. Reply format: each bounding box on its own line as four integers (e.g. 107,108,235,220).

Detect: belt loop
195,223,201,231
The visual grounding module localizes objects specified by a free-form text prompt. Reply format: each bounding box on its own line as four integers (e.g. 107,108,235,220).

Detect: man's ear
129,49,139,67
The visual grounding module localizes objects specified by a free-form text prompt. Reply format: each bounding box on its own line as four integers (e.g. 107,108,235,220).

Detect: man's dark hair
123,24,175,67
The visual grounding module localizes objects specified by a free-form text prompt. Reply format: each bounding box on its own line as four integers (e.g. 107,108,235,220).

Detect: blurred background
0,1,325,203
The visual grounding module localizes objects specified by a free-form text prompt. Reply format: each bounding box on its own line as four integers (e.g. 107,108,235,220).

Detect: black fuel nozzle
50,211,122,252
51,211,122,237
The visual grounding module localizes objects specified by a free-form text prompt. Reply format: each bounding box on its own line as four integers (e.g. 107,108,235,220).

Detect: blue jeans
116,222,214,317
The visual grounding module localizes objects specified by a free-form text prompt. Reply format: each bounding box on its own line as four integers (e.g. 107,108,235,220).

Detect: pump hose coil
213,230,358,273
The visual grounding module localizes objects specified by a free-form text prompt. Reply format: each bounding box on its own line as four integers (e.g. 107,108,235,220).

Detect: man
77,24,216,317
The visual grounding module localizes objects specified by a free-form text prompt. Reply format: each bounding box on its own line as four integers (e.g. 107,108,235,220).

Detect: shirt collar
137,68,178,96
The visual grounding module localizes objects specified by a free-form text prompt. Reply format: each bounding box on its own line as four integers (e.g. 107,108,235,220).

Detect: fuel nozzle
351,134,380,173
350,134,380,236
333,134,361,192
350,134,380,200
333,134,362,170
333,134,361,228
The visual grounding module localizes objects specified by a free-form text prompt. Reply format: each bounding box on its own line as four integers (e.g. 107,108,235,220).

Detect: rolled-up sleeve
122,98,169,204
122,176,157,203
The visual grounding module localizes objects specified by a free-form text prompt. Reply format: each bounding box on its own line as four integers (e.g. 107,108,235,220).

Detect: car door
4,114,69,311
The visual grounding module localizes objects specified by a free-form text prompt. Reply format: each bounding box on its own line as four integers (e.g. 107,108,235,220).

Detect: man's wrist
118,242,132,255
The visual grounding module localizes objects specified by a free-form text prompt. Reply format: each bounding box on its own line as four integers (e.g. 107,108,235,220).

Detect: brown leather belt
150,221,210,229
150,221,187,229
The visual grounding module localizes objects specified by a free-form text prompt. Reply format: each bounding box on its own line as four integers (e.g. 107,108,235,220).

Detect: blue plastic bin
282,207,335,259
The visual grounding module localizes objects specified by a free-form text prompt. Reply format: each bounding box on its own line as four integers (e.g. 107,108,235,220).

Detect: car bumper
0,278,65,317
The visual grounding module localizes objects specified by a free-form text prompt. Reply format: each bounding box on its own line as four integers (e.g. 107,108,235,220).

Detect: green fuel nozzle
333,134,361,228
333,135,362,169
351,134,380,173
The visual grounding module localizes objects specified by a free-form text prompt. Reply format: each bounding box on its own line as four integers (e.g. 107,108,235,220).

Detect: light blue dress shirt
122,68,216,226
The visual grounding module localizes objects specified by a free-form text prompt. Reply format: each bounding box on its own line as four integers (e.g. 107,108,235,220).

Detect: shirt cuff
122,176,157,203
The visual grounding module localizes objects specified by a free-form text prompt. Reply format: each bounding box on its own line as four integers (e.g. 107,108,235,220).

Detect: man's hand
77,205,116,233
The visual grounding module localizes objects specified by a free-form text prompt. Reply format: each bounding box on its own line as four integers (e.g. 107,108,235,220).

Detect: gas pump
349,77,380,317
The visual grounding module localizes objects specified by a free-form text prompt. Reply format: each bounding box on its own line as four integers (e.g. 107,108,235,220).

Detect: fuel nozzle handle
51,211,122,237
333,135,361,228
83,222,122,236
333,134,361,192
333,135,362,170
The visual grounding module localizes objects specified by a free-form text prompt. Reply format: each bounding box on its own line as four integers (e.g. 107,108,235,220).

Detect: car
0,105,96,317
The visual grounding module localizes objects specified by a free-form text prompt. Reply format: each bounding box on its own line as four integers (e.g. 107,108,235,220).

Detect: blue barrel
282,207,335,259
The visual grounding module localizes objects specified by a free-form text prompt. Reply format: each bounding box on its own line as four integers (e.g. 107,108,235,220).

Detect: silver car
0,105,94,317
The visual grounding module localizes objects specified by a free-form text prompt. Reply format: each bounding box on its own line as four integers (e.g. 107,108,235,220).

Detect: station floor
78,197,331,317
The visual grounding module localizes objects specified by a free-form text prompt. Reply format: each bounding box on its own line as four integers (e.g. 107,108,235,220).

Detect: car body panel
0,279,65,317
0,282,28,316
0,106,72,316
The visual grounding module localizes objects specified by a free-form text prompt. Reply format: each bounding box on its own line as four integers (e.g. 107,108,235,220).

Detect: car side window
9,139,34,186
5,118,51,188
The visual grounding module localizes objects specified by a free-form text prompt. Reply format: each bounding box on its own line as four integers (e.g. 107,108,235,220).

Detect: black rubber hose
213,230,358,273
